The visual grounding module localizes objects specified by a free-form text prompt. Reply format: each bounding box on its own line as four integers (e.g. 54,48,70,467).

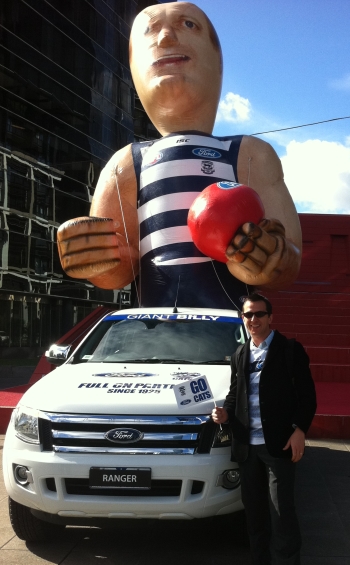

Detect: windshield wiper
162,359,194,364
198,360,230,364
113,358,194,364
102,358,162,363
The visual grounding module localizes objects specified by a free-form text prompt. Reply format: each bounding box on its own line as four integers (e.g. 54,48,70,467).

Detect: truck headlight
13,406,40,444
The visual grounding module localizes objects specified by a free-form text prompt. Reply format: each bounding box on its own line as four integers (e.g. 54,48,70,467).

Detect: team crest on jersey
143,151,163,167
201,160,215,174
193,148,222,159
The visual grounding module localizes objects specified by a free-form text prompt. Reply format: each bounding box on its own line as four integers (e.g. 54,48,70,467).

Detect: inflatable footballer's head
130,2,223,136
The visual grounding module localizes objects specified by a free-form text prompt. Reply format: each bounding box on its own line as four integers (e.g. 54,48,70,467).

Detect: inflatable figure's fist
187,182,265,262
226,218,301,289
57,217,121,279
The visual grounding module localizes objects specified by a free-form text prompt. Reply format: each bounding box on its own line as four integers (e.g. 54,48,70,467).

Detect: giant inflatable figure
57,2,301,309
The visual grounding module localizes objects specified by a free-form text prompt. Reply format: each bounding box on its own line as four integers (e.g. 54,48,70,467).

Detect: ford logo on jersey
105,428,144,444
192,148,222,159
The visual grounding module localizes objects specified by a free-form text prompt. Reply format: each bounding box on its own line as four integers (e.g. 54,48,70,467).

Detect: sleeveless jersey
131,131,251,308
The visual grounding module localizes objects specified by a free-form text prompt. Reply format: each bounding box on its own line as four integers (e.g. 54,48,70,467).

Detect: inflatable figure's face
130,2,222,135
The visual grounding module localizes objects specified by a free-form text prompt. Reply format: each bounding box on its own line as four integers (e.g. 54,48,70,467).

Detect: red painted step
272,314,349,325
309,415,350,440
314,382,350,415
310,364,350,382
281,333,350,347
305,347,350,365
273,323,348,335
271,306,350,317
263,219,350,439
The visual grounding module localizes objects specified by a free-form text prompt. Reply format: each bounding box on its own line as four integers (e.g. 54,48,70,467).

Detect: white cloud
330,73,350,91
216,92,251,123
281,139,350,213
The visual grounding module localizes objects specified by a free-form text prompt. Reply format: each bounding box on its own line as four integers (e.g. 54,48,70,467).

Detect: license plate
89,467,151,489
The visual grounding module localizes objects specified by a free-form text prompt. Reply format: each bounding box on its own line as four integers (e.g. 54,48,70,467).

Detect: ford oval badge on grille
105,428,144,444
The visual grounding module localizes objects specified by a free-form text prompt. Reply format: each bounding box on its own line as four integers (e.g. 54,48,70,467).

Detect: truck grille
45,477,204,497
64,478,183,497
39,414,216,455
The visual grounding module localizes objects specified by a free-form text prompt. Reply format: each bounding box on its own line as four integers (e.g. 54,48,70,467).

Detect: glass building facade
0,0,168,352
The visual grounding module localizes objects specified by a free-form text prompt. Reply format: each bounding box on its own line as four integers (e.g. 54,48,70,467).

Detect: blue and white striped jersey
131,131,251,308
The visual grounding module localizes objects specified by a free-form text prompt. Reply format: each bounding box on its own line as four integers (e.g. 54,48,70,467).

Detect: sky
188,0,350,215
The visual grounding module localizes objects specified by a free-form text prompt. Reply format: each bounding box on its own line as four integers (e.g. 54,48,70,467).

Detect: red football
187,181,265,263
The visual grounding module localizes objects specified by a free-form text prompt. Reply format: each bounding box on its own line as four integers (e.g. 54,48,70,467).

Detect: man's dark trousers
239,444,301,565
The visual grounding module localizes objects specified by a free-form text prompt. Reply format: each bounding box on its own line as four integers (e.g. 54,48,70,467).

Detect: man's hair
242,293,272,316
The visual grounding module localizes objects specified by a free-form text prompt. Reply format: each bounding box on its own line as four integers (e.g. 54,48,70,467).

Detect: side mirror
45,344,72,366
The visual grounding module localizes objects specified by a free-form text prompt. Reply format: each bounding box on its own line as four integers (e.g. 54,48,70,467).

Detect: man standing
212,293,316,565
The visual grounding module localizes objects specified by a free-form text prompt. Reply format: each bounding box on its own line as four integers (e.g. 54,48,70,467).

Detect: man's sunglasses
242,311,269,319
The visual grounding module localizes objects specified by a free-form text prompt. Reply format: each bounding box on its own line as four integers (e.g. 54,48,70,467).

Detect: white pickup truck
3,307,246,541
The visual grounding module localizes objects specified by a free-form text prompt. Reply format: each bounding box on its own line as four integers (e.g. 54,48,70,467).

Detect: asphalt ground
0,437,350,564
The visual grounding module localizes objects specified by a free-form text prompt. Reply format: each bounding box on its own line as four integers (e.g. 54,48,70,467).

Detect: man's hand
212,407,229,424
225,218,301,290
283,427,306,463
57,217,122,279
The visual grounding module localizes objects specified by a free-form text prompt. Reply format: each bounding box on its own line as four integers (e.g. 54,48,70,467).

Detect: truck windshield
73,315,245,365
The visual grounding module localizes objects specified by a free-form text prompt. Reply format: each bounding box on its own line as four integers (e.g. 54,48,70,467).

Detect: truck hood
19,363,231,415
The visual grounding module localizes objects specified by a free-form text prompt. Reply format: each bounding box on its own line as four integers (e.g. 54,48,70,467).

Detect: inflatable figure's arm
226,136,302,290
57,145,139,290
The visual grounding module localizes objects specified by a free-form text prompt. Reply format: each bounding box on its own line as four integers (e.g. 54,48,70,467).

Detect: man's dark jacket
223,330,317,462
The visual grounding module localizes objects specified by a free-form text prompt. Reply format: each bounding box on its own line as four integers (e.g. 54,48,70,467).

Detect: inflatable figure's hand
57,217,122,279
225,218,301,290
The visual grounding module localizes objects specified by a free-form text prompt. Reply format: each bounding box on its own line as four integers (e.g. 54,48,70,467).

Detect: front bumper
3,430,243,521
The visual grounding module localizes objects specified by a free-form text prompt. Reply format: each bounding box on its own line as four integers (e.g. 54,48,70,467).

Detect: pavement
0,437,349,564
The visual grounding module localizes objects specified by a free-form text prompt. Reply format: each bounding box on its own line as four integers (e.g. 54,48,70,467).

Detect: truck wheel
8,497,65,542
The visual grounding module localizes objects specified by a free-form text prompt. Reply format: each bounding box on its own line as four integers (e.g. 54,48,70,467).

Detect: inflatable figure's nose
157,24,178,47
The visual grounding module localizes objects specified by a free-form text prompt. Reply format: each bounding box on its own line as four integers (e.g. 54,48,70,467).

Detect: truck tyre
8,497,65,542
